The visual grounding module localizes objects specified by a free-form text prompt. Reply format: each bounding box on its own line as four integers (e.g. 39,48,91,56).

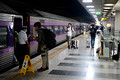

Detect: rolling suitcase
86,38,90,48
86,34,90,48
71,40,79,49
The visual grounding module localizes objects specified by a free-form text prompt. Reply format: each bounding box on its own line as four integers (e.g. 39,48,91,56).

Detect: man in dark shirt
33,22,49,72
89,24,97,48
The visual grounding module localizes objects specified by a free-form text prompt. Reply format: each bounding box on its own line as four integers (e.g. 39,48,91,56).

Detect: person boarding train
18,26,30,69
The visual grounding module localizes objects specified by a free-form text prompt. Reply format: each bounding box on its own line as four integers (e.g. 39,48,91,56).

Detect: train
0,11,89,71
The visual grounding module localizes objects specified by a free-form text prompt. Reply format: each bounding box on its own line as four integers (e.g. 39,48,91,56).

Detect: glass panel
47,26,53,32
0,28,7,32
0,27,8,49
60,26,63,34
55,26,58,35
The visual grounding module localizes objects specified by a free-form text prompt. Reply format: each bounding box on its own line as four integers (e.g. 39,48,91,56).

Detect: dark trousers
18,44,28,69
91,37,95,47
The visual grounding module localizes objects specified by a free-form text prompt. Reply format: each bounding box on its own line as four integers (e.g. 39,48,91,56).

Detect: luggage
97,31,100,36
71,40,79,49
96,48,100,53
86,38,90,48
112,48,119,61
112,54,119,61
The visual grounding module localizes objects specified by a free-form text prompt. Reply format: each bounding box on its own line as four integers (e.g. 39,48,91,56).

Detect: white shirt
18,30,28,44
66,27,74,36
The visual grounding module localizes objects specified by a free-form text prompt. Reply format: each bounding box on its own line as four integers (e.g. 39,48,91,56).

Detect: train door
14,18,22,33
14,18,22,61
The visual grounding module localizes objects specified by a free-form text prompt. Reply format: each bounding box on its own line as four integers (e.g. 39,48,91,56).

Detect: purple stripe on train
30,41,38,45
30,22,68,26
0,34,67,54
30,34,66,46
0,21,13,26
0,47,14,54
30,22,79,26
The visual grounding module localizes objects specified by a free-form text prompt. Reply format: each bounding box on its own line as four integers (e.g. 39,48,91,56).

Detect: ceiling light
90,12,95,13
86,6,94,8
83,0,92,2
104,7,112,9
89,9,95,11
93,15,97,18
104,4,115,6
103,10,109,12
102,12,107,13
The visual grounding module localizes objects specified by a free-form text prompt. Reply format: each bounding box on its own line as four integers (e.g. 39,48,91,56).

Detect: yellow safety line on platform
98,47,102,59
5,35,84,80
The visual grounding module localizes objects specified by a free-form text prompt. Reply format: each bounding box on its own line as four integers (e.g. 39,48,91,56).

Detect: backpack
67,27,73,31
91,28,95,34
97,31,100,35
40,29,56,49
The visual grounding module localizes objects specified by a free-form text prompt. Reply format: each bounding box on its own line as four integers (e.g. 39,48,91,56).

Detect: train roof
0,1,18,14
0,1,79,22
35,10,79,22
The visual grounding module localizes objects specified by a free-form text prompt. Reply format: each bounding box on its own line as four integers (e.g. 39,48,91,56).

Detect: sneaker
37,68,46,72
45,67,49,70
68,46,71,49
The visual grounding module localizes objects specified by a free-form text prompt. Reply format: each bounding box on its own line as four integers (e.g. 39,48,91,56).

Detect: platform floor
1,34,120,80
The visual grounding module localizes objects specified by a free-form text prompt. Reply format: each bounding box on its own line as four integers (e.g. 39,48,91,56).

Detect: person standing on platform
33,22,49,72
89,24,97,48
18,26,30,69
65,23,75,49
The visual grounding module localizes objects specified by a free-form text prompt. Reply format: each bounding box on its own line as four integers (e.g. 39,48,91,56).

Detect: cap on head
22,26,27,29
34,22,41,28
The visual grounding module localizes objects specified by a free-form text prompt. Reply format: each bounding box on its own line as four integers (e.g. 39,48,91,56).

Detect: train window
60,26,63,34
62,26,65,34
64,26,67,30
30,25,34,41
41,26,45,29
47,26,53,32
0,27,8,49
54,26,58,35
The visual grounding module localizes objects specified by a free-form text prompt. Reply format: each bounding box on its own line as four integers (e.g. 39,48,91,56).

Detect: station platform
1,34,120,80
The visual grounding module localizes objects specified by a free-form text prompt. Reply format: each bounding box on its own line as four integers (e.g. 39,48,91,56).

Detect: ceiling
78,0,104,21
113,0,120,11
103,0,118,17
78,0,119,22
0,0,96,23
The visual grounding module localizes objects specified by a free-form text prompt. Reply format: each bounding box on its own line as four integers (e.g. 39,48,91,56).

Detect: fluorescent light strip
89,9,95,11
93,15,97,17
103,10,109,12
104,7,112,9
86,6,94,8
104,4,114,6
83,0,92,2
90,12,95,13
102,12,107,13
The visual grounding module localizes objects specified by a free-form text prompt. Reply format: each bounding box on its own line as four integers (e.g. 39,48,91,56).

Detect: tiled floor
1,34,120,80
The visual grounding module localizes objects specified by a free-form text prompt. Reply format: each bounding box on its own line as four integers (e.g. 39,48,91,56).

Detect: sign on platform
19,55,34,75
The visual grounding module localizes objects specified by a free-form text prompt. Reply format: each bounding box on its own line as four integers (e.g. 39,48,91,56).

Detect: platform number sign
19,55,34,75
